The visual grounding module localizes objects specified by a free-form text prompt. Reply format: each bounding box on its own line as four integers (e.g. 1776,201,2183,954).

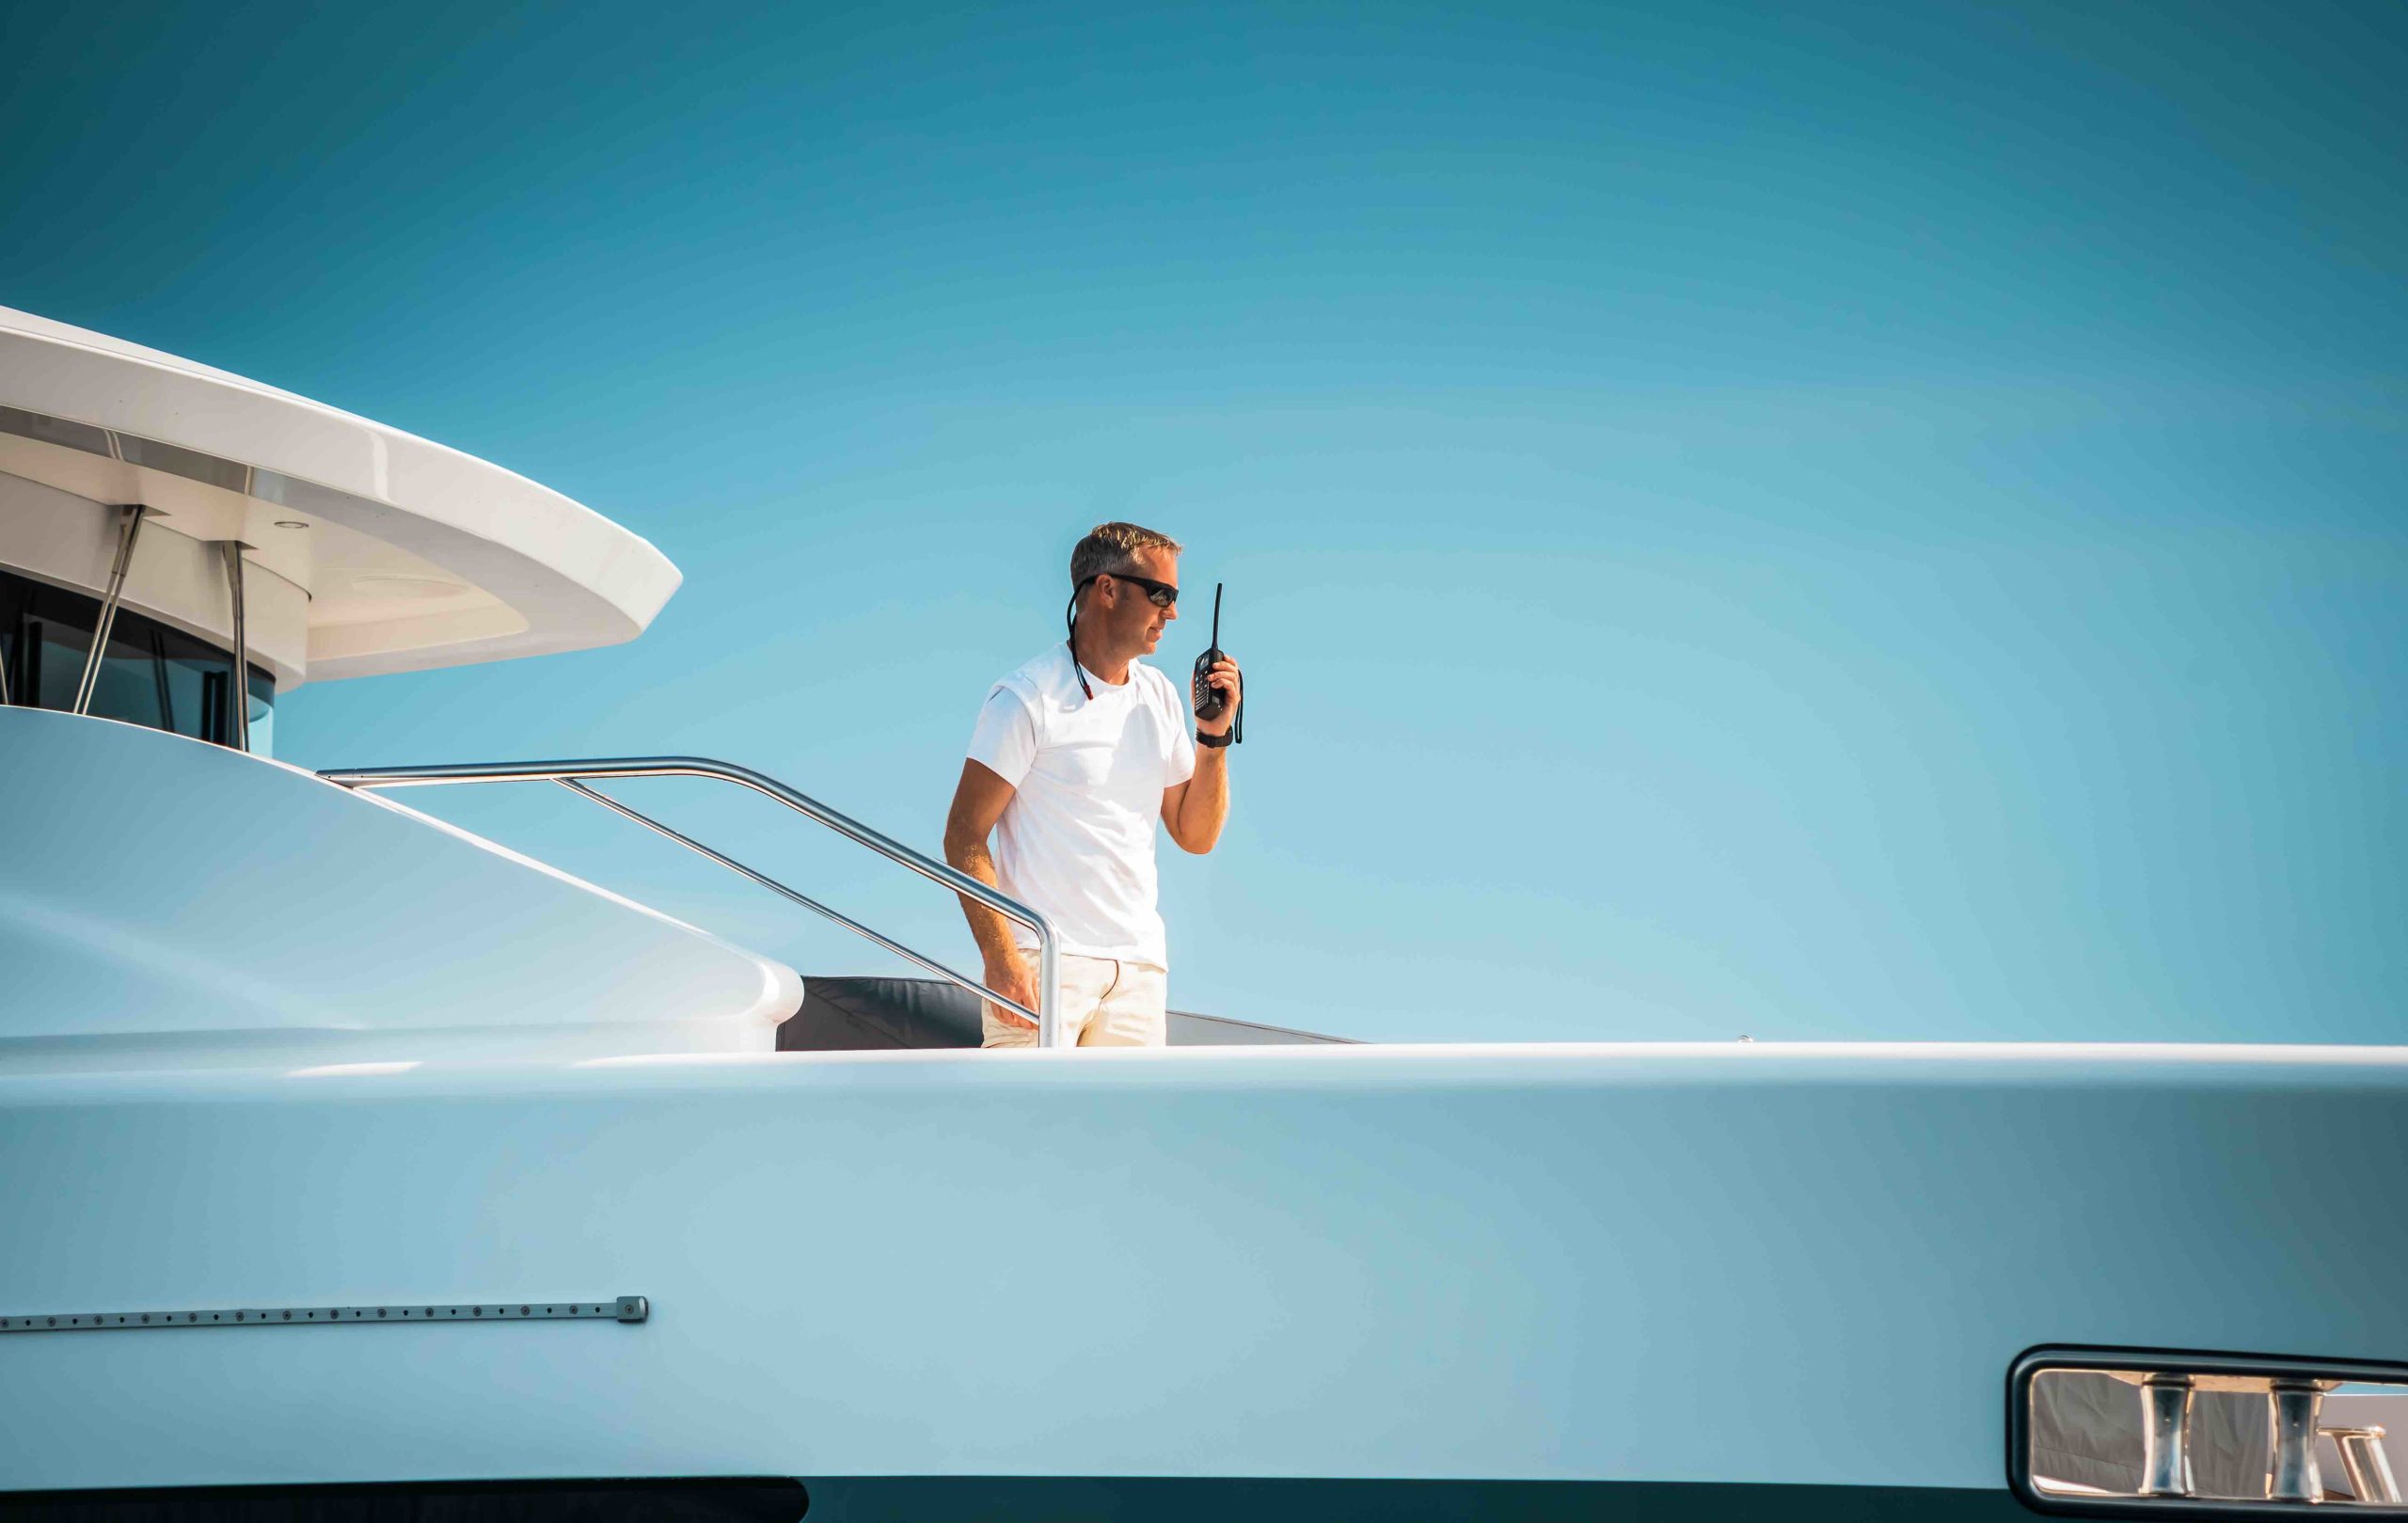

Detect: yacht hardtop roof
0,305,680,681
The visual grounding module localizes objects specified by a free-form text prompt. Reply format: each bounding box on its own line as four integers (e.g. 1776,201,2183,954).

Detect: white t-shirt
966,644,1197,967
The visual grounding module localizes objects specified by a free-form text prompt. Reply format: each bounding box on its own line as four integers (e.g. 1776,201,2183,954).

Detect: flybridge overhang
0,305,681,689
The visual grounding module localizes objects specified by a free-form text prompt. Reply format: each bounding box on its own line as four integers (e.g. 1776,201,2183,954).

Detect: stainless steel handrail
318,755,1065,1047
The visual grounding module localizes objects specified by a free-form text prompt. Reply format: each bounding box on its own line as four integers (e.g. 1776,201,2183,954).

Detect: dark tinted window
0,568,271,753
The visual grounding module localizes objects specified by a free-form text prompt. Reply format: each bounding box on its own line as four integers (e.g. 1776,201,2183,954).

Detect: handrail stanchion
319,756,1071,1048
1037,928,1060,1050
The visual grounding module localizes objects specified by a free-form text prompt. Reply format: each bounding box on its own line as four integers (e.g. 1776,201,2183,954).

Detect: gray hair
1069,521,1182,587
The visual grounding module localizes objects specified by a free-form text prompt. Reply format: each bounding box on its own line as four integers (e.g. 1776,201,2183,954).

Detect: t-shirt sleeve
966,683,1039,786
1163,674,1197,787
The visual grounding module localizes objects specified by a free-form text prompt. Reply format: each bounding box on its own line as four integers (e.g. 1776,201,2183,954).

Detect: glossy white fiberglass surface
0,708,798,1068
0,305,680,680
2,1041,2403,1493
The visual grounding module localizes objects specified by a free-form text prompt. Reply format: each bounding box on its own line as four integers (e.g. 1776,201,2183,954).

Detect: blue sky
4,1,2400,1041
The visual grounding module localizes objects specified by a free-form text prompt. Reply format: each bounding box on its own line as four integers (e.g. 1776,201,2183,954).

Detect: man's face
1102,545,1180,657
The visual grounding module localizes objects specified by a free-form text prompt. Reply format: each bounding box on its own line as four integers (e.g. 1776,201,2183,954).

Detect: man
943,522,1241,1047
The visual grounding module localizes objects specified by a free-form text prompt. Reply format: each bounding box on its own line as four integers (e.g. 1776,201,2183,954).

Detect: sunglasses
1081,572,1179,608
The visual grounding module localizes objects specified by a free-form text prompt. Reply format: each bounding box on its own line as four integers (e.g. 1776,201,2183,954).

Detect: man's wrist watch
1196,729,1234,748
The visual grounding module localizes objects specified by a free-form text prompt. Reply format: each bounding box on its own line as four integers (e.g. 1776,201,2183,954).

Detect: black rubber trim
0,1477,2020,1523
791,1477,2018,1522
0,1477,805,1522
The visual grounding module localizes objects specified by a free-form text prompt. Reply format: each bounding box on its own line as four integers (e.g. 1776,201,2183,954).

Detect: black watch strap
1196,729,1235,749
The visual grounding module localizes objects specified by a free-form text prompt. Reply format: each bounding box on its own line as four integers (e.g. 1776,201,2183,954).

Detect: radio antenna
1212,582,1223,648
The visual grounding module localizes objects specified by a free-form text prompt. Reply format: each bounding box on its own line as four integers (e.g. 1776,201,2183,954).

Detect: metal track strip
2,1294,647,1333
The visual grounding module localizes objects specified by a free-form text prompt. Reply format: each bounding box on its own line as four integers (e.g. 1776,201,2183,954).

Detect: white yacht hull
6,1040,2402,1516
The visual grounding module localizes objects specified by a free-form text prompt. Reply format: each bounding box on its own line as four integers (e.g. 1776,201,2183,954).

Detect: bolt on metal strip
1,1295,647,1333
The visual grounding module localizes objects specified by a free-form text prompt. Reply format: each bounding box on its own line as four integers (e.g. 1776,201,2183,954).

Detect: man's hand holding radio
1162,648,1239,857
1195,657,1243,739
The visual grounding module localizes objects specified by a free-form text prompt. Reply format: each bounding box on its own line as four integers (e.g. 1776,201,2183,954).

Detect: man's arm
1162,654,1241,854
943,758,1038,1028
1162,748,1229,853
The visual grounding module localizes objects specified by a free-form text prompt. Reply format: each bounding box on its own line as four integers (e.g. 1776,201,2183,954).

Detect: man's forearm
1176,745,1230,851
944,836,1022,969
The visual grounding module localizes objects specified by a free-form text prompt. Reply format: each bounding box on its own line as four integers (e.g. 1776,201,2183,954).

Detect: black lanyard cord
1065,580,1095,700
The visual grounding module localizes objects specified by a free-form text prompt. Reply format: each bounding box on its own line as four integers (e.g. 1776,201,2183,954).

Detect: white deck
0,708,798,1070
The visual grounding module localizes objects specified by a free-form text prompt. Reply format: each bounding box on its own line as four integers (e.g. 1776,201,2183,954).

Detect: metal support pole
71,504,146,715
2268,1379,2325,1502
1035,933,1061,1050
220,540,250,752
149,628,174,731
2139,1372,2194,1498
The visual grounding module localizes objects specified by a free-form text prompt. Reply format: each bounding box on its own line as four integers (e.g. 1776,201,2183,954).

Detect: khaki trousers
981,953,1167,1048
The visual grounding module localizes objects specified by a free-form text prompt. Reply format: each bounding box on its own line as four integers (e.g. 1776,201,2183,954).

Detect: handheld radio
1190,582,1243,744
